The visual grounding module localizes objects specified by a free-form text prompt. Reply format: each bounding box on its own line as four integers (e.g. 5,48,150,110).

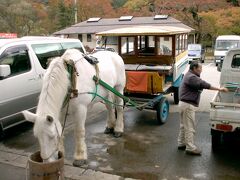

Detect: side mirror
0,65,11,78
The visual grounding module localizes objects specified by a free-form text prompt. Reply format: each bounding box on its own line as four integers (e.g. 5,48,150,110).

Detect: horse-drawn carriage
22,25,191,167
96,25,190,124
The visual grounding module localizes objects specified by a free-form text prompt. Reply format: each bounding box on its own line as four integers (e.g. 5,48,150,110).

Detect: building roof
53,16,194,35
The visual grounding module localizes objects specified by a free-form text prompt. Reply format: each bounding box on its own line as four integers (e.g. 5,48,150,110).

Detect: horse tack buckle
71,89,78,98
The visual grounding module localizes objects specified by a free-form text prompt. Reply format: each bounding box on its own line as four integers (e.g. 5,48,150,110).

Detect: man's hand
219,87,228,92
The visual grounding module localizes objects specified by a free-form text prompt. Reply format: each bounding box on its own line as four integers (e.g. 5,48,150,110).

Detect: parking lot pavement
1,62,240,180
0,149,137,180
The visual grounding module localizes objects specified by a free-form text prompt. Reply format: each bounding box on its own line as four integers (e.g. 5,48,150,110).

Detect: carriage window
138,36,146,50
231,54,240,69
179,35,184,52
32,43,63,69
158,36,172,55
0,46,31,77
184,34,188,50
61,42,84,53
121,37,135,55
176,35,180,55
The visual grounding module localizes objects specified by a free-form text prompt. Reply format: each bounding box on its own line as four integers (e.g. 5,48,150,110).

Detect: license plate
216,124,233,132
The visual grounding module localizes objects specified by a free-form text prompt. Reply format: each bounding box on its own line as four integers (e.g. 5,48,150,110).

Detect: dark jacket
179,70,211,107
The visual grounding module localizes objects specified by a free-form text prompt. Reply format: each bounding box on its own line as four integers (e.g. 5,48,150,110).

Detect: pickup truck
210,48,240,151
0,37,86,135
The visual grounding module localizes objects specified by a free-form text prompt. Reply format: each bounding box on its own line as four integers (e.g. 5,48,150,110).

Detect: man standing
178,62,228,155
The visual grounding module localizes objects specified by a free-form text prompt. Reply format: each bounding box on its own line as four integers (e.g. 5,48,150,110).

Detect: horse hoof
73,159,87,167
104,127,114,134
113,132,123,138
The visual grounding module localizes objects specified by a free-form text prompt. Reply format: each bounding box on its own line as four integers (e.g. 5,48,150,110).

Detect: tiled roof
54,16,194,35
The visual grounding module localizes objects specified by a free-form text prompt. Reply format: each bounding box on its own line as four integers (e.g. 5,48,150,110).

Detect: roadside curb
0,151,137,180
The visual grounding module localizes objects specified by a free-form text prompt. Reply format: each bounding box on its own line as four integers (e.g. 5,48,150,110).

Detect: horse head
22,110,62,162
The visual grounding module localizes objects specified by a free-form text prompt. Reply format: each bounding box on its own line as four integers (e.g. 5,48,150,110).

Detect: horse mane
36,57,69,119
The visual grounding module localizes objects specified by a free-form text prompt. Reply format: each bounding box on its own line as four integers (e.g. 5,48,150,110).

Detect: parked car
187,44,205,63
0,37,86,135
214,35,240,66
210,48,240,151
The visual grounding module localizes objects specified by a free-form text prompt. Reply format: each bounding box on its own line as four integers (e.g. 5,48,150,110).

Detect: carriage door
0,45,40,125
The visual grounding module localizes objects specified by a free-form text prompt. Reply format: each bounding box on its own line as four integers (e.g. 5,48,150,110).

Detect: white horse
22,49,126,167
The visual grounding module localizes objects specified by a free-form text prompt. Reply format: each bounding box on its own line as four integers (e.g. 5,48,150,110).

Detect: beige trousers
178,101,198,151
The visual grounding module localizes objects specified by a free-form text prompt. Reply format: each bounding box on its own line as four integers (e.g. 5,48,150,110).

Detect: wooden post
134,36,138,56
172,35,176,59
118,36,121,55
155,36,158,55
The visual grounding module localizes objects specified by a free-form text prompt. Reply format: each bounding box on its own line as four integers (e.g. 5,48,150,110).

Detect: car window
61,42,84,53
31,43,63,69
231,54,240,69
0,45,31,77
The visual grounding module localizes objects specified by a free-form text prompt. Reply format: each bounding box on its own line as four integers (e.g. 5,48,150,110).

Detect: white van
0,37,85,134
214,35,240,66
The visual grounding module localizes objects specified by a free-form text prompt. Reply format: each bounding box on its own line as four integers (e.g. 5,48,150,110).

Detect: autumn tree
57,0,75,29
0,0,38,36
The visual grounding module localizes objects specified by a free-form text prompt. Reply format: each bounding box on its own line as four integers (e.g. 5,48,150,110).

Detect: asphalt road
0,62,240,180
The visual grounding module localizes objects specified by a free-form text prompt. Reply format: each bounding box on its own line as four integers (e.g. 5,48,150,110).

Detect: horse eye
46,115,54,123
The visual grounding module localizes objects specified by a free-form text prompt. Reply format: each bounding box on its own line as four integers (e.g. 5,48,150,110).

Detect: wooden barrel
28,151,64,180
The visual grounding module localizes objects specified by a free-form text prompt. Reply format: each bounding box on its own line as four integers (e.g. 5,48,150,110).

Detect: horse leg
72,105,88,167
113,86,124,138
104,94,116,135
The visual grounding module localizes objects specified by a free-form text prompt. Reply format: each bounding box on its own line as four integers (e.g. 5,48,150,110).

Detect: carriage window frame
175,35,180,56
120,36,136,56
157,36,173,56
0,45,31,78
184,34,188,50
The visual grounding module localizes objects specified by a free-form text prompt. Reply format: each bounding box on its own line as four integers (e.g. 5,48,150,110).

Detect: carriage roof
96,25,191,36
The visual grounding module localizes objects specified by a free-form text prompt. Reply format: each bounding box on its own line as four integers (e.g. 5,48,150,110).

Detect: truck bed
210,91,240,122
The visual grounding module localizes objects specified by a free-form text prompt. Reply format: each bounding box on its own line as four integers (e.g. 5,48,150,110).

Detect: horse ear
46,115,54,123
22,110,37,123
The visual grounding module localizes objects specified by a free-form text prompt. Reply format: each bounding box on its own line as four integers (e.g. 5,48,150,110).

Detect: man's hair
190,61,201,70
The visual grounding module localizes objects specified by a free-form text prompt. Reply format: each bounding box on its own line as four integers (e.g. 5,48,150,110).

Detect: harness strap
62,60,79,108
91,64,100,102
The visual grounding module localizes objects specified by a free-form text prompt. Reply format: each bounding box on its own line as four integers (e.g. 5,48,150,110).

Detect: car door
0,45,40,129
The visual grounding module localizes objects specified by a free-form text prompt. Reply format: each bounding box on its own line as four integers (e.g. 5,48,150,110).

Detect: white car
0,37,86,135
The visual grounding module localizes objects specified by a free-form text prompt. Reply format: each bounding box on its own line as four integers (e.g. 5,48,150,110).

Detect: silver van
0,37,86,135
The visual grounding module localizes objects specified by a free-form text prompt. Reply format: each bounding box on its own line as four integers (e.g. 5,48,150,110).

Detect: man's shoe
186,149,202,156
178,145,186,150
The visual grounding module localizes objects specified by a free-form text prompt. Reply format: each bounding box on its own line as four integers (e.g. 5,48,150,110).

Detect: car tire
211,129,223,152
173,87,179,105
